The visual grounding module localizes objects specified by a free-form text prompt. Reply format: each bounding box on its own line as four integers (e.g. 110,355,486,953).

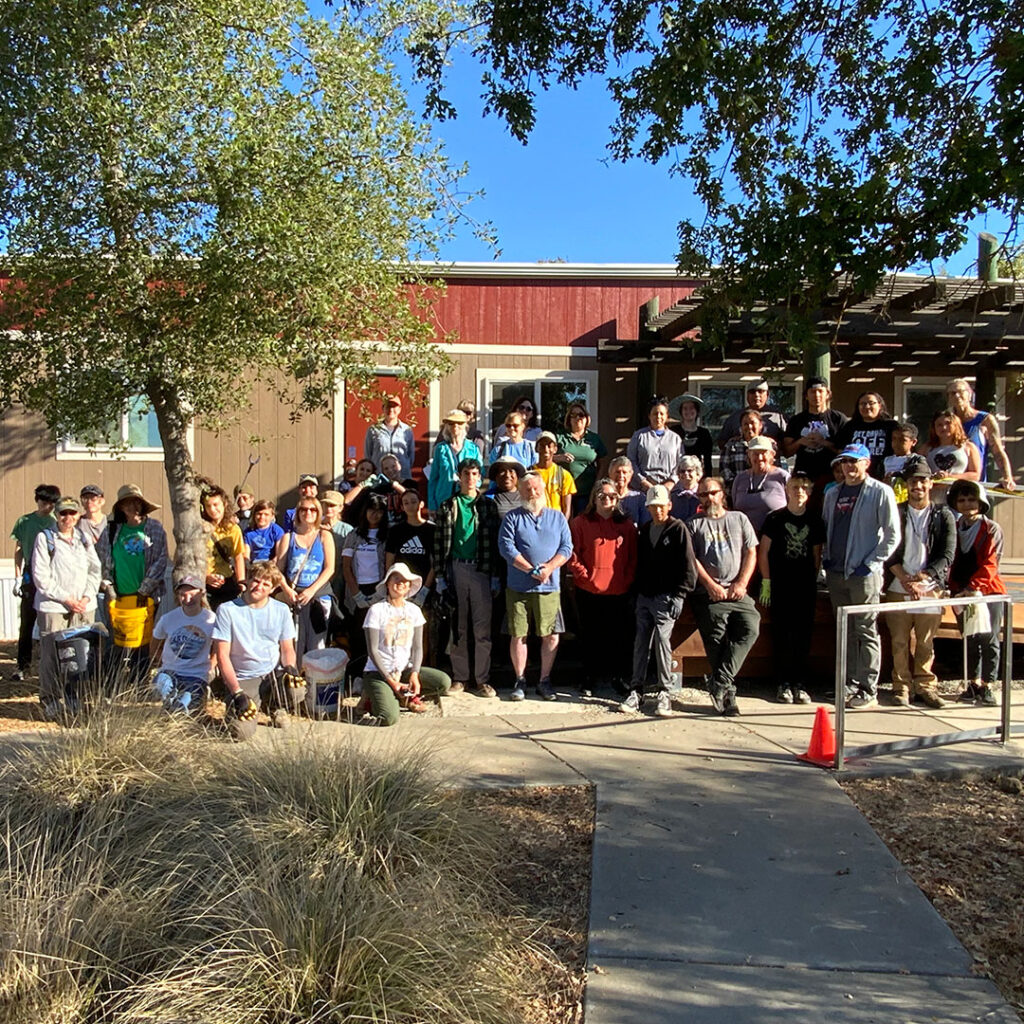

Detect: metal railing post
835,606,848,771
1002,594,1013,745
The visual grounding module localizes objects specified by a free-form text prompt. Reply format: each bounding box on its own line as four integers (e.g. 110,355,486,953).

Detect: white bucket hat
375,562,423,601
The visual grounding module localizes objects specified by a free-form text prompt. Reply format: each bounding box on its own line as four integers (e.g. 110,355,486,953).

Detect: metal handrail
834,593,1015,770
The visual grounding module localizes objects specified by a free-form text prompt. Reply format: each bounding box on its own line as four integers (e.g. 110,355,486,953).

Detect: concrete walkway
323,687,1024,1022
4,688,1022,1021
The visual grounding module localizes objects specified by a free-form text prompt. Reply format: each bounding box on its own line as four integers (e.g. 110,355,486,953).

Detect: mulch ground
843,774,1024,1020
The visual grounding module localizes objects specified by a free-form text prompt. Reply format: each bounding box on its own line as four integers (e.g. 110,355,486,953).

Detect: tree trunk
149,383,206,581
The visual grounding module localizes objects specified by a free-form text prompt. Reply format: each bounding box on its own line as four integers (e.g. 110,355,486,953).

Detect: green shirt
452,494,478,561
556,430,608,500
11,511,56,581
112,522,147,595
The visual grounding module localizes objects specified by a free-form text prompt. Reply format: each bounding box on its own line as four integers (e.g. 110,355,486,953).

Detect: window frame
475,368,599,441
689,374,800,433
56,395,193,462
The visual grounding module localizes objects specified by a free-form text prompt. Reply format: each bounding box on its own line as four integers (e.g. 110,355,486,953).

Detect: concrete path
4,688,1022,1021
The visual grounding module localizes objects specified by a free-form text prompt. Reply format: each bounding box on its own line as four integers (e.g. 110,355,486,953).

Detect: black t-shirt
835,419,898,479
385,521,435,580
784,409,849,480
762,506,826,583
671,425,714,476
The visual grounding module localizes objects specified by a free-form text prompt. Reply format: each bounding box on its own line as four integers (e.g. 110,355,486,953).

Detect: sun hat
114,484,160,515
746,436,774,453
375,562,423,601
831,443,872,466
442,408,469,424
319,489,344,507
645,484,671,507
488,456,527,481
668,392,703,421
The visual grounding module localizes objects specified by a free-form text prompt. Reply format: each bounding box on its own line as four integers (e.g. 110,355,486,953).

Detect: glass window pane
769,385,798,418
539,380,588,434
126,396,162,449
698,385,745,433
488,381,537,436
67,411,121,448
905,388,946,439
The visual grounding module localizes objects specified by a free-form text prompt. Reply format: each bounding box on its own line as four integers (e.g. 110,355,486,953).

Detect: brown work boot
915,690,946,709
891,687,911,707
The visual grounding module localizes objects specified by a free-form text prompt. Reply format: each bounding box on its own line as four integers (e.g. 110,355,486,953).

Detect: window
477,370,598,441
693,379,798,434
57,395,182,462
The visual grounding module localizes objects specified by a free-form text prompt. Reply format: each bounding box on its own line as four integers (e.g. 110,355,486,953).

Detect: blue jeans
152,670,208,712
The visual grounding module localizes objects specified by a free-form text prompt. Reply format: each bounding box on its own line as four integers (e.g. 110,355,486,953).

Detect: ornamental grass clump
0,705,532,1023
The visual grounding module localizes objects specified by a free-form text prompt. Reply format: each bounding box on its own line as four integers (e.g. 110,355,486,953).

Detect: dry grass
0,704,593,1023
844,773,1024,1021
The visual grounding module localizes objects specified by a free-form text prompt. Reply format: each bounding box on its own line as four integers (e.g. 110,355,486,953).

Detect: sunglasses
58,509,79,517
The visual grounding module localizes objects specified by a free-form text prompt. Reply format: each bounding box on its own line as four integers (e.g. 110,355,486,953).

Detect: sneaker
618,690,642,713
847,693,878,709
723,695,741,717
977,685,998,707
792,687,812,705
776,685,794,704
537,679,557,702
891,692,911,707
470,683,497,699
957,683,981,703
271,708,290,730
10,669,27,682
41,700,63,722
448,681,466,694
357,713,384,727
915,691,946,709
654,691,674,717
509,678,526,702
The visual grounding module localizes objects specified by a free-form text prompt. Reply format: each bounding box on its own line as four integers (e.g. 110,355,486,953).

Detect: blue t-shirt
245,521,285,562
284,532,325,590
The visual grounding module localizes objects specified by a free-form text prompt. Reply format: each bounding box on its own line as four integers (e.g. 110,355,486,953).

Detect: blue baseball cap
831,443,872,465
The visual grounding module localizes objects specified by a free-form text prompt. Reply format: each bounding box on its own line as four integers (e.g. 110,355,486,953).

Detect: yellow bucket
109,595,156,649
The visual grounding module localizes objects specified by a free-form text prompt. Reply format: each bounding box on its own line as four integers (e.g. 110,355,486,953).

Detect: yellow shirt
207,522,244,577
532,463,576,511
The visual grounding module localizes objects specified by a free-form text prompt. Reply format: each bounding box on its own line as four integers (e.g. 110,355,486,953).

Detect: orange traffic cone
797,706,839,766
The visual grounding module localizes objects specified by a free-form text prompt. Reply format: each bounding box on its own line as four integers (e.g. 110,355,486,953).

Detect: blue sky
421,56,1010,275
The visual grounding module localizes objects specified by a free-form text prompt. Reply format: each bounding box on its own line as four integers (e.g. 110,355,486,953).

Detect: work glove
354,592,371,610
435,578,448,594
758,579,771,608
230,691,257,721
281,666,305,690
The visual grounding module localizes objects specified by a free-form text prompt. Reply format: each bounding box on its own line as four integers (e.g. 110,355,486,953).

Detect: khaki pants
884,593,941,696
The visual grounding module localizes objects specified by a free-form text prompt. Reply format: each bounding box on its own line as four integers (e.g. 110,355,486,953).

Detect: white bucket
303,647,349,718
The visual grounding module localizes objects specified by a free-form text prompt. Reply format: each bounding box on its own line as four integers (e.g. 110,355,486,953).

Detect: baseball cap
645,484,670,507
298,474,318,486
747,379,769,392
55,497,81,514
175,574,206,591
80,484,104,498
831,443,872,465
536,431,558,446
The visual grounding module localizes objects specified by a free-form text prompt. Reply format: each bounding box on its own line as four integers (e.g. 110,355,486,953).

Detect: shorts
506,590,561,638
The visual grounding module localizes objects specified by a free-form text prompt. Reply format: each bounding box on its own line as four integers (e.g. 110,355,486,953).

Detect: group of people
8,378,1013,728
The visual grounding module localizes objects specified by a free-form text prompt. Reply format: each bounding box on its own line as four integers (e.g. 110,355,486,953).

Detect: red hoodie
569,512,637,596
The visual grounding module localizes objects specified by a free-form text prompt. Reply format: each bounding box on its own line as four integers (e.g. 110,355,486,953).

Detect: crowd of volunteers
9,378,1014,727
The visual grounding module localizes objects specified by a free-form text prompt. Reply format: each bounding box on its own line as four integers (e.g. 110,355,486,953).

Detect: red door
343,373,430,487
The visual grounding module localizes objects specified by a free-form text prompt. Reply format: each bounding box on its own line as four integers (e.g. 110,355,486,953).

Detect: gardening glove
435,578,448,594
758,579,771,608
230,691,257,721
281,666,305,690
354,591,371,610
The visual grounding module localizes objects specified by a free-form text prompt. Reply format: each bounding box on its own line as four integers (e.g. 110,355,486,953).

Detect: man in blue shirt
498,473,573,702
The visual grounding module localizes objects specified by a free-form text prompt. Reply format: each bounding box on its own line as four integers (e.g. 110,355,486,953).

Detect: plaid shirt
432,492,500,581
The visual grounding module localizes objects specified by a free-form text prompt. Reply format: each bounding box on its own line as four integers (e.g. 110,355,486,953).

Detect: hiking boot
618,690,642,713
915,691,946,709
977,685,998,707
891,691,911,707
847,693,878,710
509,678,526,702
957,682,981,703
653,691,674,717
792,687,812,705
470,683,497,699
448,681,466,694
537,678,557,702
722,695,741,717
776,685,794,704
709,689,726,715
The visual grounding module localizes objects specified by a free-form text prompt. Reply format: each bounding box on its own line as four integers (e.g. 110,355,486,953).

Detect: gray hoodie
822,475,899,578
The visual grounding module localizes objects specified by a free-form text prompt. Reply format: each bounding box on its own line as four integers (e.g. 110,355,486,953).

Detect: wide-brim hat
947,479,991,515
746,436,774,453
375,562,423,601
114,484,160,515
442,408,469,424
489,456,527,481
668,393,703,421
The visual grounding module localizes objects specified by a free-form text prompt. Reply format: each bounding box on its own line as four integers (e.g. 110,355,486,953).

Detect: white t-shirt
343,528,383,585
153,606,217,679
364,600,425,676
888,504,937,595
212,597,295,680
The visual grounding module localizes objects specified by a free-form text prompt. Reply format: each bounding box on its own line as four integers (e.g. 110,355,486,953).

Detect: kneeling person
212,561,304,736
150,575,216,714
362,564,452,726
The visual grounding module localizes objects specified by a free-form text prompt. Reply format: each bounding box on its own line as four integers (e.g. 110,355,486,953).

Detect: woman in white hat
731,436,790,534
361,563,452,725
427,408,482,511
